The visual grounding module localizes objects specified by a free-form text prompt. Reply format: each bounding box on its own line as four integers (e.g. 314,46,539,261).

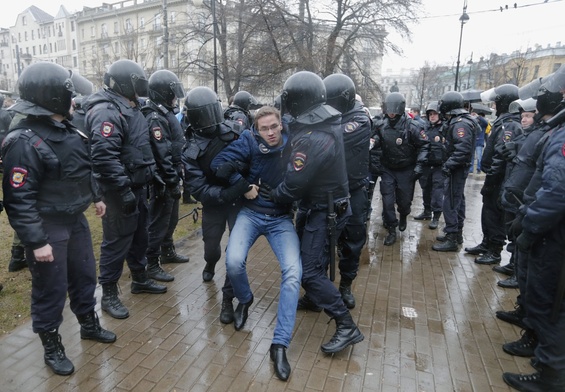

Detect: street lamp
193,0,218,94
454,1,470,91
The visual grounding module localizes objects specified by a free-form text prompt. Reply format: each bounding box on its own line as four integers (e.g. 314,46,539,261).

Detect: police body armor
380,115,419,169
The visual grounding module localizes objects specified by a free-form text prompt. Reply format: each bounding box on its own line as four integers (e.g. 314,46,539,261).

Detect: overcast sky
1,0,562,75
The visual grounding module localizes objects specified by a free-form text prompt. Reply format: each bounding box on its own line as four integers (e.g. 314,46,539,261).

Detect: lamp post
466,52,473,90
193,0,218,93
454,1,470,91
163,0,169,69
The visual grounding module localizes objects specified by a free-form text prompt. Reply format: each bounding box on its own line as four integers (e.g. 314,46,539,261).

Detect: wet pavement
0,173,528,391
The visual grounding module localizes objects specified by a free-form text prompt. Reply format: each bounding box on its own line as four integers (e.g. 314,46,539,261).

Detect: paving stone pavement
0,173,531,391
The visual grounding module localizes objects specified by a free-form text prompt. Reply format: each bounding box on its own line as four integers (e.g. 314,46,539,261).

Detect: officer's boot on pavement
160,245,190,264
101,282,129,319
464,239,488,255
432,232,459,252
503,363,565,392
131,270,167,294
496,304,527,329
147,255,174,282
220,297,235,324
339,281,356,309
428,212,441,230
498,274,519,289
436,231,462,243
320,312,364,354
475,243,502,265
8,245,27,272
414,209,432,220
398,215,408,232
503,328,538,357
493,261,514,276
384,229,397,246
202,261,217,282
76,310,117,343
38,328,74,375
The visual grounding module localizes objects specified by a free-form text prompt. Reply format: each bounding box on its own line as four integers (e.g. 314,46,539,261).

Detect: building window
101,23,108,38
24,32,28,41
114,22,119,34
533,65,540,79
170,12,176,24
154,13,162,30
72,39,76,50
73,56,77,67
91,26,95,37
140,17,145,29
31,30,34,40
71,21,75,32
32,46,36,55
22,16,27,25
125,19,133,33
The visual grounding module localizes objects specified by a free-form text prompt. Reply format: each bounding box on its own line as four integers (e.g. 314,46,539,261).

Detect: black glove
220,179,251,203
412,164,424,181
120,188,136,215
215,161,238,180
167,183,182,200
258,182,274,202
508,215,524,239
501,141,517,161
480,184,496,196
441,165,451,177
516,231,537,252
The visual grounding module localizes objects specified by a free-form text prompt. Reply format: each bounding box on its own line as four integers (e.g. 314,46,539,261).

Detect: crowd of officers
0,58,564,390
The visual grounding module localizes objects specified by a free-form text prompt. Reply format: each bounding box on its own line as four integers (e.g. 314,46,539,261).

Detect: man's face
387,113,397,119
521,111,535,128
257,114,282,147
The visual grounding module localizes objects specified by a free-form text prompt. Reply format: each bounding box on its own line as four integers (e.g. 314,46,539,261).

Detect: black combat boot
101,282,129,319
498,274,518,289
496,304,526,329
384,229,397,246
131,270,167,294
432,232,458,252
475,244,502,265
398,215,408,232
339,282,356,309
493,262,514,276
428,212,441,230
76,310,117,343
147,256,174,282
320,312,364,354
8,245,27,272
38,329,74,375
220,297,234,324
202,261,217,282
464,239,488,255
503,328,538,357
182,193,197,204
503,363,565,392
414,209,432,220
436,230,463,244
160,245,190,264
297,295,322,312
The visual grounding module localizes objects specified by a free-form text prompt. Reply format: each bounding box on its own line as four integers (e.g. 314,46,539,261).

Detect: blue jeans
225,207,302,347
470,145,483,172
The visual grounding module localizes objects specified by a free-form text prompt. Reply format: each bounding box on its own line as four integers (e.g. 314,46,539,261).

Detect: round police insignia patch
10,167,28,188
434,136,440,142
101,122,114,137
153,127,163,141
293,152,307,171
396,138,403,145
259,143,269,154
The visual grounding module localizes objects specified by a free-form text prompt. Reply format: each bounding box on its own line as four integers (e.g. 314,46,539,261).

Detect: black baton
327,191,337,282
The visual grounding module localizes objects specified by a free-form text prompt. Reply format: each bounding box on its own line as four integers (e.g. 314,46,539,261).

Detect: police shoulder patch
152,127,163,141
503,131,512,142
10,167,28,188
419,129,428,140
344,121,360,133
293,152,307,171
457,128,465,138
101,122,114,138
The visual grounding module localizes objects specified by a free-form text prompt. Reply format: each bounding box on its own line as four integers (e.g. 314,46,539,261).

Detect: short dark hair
253,106,280,129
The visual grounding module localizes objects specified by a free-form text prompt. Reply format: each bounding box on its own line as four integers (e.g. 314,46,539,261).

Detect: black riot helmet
233,91,261,111
509,98,537,114
544,64,565,94
281,71,326,118
383,92,406,115
273,94,282,110
536,85,564,117
425,100,439,116
481,84,519,115
184,86,223,134
323,73,356,113
16,62,75,116
438,91,464,115
69,70,94,96
148,70,185,109
104,59,148,100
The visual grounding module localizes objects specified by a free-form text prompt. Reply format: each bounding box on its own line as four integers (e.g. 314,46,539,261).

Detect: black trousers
379,165,416,229
441,167,468,234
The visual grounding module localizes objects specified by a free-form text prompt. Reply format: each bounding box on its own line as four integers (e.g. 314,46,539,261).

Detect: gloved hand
441,165,451,177
516,231,537,252
220,179,251,203
480,184,496,196
501,141,517,161
258,182,274,202
120,188,136,215
167,183,182,200
215,161,238,180
411,164,424,181
508,215,524,239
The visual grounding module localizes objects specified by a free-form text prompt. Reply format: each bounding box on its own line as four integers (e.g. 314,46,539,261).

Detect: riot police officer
372,92,429,245
223,90,261,129
323,73,371,309
142,70,189,283
431,92,476,251
466,84,521,264
2,62,116,376
84,59,166,320
182,86,246,324
271,71,364,354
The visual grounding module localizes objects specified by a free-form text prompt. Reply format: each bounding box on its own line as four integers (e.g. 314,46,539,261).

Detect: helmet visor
132,74,149,97
544,64,565,93
170,82,185,100
480,88,496,103
187,102,223,130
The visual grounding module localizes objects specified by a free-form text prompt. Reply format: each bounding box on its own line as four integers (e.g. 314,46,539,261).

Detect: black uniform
84,89,156,284
336,102,371,286
2,116,98,333
142,101,184,259
373,113,429,229
418,120,446,215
